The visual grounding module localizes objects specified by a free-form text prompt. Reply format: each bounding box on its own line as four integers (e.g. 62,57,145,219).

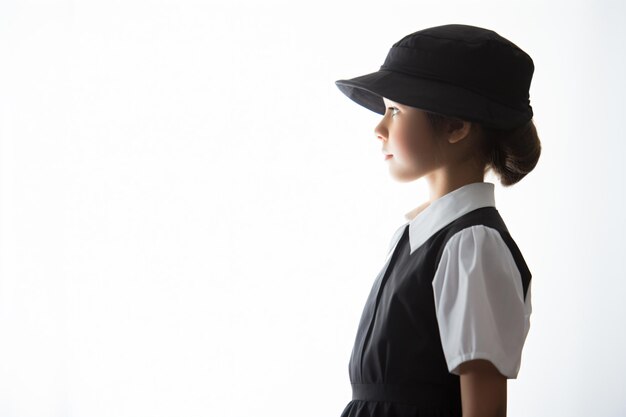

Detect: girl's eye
388,107,400,117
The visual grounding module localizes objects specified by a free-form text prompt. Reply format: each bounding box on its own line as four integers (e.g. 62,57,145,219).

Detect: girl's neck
425,164,486,203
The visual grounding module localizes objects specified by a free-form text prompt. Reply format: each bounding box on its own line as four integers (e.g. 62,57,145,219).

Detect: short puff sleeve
431,225,532,379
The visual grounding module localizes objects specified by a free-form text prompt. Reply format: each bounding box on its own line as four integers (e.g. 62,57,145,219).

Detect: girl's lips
384,154,393,160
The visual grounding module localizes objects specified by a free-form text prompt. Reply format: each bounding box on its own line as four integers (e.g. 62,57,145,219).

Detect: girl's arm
459,359,507,417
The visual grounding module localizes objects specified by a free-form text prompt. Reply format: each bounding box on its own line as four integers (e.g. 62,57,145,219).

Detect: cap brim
335,71,389,115
335,69,532,129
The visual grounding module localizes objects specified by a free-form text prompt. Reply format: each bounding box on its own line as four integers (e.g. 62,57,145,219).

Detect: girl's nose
374,118,388,142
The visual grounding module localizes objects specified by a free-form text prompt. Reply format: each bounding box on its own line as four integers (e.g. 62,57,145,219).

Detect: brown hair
424,111,542,186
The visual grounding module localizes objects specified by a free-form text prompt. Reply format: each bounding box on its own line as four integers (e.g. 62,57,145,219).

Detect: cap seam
394,34,530,59
377,66,530,114
395,32,503,46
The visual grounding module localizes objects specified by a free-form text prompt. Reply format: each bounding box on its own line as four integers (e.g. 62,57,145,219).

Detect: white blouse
386,182,532,379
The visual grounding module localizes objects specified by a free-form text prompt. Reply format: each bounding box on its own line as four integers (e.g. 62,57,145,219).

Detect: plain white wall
1,0,625,416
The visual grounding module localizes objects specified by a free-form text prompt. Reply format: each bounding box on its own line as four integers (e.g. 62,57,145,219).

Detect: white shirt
385,182,532,379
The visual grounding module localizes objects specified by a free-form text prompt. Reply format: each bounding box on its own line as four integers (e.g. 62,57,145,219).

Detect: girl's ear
446,119,473,144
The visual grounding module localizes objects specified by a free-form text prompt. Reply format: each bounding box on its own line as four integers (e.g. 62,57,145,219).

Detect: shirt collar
397,181,496,255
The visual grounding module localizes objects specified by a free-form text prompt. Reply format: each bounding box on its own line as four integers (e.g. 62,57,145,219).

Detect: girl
334,24,541,417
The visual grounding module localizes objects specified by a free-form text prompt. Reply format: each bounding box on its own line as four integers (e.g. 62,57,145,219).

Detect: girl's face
375,97,446,182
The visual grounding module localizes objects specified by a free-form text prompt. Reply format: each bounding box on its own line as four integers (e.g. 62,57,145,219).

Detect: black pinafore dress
339,207,531,417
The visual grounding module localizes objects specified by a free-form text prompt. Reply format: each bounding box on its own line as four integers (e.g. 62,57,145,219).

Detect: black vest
340,207,531,417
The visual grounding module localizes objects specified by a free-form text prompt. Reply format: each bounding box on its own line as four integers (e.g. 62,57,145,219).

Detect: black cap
335,24,534,130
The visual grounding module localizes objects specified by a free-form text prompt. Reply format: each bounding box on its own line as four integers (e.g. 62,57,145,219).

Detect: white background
1,0,625,416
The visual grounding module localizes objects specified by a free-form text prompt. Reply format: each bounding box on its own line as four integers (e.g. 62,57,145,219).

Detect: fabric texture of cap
334,24,534,130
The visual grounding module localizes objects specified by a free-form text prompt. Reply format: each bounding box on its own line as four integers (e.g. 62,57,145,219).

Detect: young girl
334,24,541,417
